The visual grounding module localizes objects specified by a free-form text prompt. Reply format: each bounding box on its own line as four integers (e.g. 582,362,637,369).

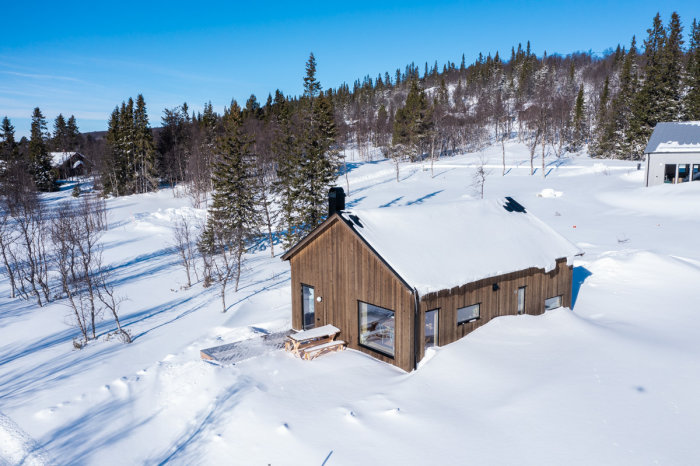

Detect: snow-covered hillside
2,143,700,465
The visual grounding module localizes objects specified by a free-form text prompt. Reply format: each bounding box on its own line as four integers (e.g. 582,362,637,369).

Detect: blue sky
1,1,697,137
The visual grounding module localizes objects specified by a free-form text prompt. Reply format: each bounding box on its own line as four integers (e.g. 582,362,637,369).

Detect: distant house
281,190,582,371
644,122,700,186
50,151,90,179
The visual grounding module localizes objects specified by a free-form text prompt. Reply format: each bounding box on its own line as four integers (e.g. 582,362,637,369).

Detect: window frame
357,300,396,359
544,295,563,311
457,303,480,325
301,283,315,330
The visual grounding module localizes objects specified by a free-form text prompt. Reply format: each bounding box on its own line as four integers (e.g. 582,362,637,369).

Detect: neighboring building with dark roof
644,122,700,186
281,192,582,371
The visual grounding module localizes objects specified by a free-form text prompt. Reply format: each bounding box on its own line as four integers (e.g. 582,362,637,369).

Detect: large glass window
544,295,563,311
679,164,690,183
358,301,395,357
457,303,480,325
692,164,700,181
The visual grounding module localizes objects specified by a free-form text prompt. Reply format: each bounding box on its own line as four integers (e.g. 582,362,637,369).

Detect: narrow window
544,295,563,311
358,301,395,357
425,309,439,349
517,286,526,314
679,164,690,183
692,164,700,182
457,303,480,325
301,284,315,330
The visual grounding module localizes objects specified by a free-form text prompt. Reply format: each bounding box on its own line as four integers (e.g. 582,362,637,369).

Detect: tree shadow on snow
406,190,444,206
571,266,592,309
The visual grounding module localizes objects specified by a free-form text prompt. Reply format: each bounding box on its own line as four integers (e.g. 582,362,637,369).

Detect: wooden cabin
281,193,582,372
50,152,90,179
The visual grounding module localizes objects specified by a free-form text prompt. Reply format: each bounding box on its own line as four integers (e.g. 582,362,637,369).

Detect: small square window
544,295,562,311
457,304,480,325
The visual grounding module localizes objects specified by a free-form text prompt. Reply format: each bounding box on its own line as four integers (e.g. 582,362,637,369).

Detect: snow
49,151,76,167
644,121,700,153
341,199,581,294
537,188,562,198
2,142,700,464
288,324,339,341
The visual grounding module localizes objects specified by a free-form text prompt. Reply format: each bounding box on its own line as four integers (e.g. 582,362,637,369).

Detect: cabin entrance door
302,284,315,330
424,309,439,350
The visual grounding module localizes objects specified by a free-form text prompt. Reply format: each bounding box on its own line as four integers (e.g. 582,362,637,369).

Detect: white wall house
644,122,700,187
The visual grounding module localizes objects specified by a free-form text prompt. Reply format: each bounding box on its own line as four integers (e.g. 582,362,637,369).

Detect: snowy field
2,143,700,465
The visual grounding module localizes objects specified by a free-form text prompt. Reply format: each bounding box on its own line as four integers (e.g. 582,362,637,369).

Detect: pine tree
683,19,700,119
133,94,159,193
28,107,56,191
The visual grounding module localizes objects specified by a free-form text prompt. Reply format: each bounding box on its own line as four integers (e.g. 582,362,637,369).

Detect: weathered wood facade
286,216,416,371
283,213,574,372
417,258,572,361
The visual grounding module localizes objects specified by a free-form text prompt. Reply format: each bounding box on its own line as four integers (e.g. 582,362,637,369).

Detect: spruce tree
571,84,586,149
591,76,611,156
66,115,80,151
201,100,259,304
28,107,56,191
392,79,433,159
272,92,302,248
0,117,17,182
603,36,639,158
683,19,700,119
52,114,68,152
133,94,159,193
628,13,674,158
103,106,127,195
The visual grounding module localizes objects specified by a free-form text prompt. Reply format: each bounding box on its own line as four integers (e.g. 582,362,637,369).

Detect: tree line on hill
1,11,699,315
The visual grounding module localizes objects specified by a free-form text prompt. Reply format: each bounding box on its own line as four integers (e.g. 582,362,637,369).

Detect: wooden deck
200,329,292,365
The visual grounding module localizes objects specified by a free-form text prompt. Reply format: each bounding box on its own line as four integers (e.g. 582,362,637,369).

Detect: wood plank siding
286,214,574,372
418,258,572,361
289,217,416,371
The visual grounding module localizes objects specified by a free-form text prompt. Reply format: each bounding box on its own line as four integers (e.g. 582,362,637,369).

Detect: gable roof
645,122,700,153
50,151,83,168
283,198,582,296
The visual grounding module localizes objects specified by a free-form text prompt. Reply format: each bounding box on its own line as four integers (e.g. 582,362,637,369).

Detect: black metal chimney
328,187,345,216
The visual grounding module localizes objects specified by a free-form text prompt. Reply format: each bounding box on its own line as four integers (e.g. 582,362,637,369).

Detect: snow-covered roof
340,199,582,295
645,122,700,153
50,151,78,167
